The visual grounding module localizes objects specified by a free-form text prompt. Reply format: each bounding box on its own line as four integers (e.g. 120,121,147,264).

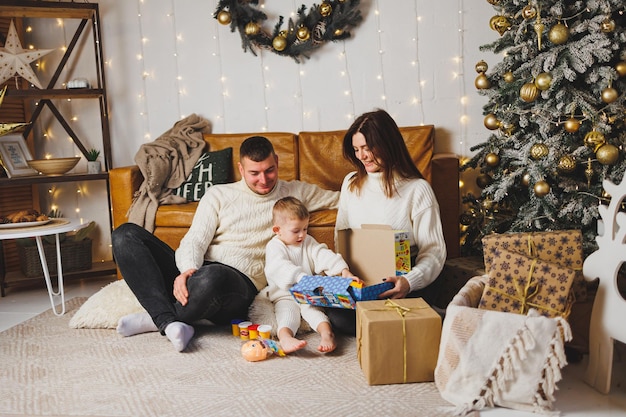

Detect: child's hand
341,268,363,284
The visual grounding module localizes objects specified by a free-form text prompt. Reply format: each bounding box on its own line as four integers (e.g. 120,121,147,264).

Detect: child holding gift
262,196,360,353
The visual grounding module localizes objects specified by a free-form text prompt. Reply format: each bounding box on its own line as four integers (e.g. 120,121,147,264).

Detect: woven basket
18,238,92,278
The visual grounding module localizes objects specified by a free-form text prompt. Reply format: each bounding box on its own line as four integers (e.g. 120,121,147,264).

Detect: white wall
26,0,497,261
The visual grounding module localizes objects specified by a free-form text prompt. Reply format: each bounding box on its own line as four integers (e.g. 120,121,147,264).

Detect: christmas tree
462,0,626,256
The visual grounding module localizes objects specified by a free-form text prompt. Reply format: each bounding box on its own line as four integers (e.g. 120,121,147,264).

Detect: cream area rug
0,298,457,417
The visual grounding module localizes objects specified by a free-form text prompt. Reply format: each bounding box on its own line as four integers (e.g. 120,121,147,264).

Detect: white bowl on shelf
27,157,80,175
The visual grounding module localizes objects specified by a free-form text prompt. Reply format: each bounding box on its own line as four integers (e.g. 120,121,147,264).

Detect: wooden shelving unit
0,1,115,295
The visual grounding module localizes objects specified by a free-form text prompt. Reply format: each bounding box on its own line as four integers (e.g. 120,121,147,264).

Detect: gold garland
214,0,362,63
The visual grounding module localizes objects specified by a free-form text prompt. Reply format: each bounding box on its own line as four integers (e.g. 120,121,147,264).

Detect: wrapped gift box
482,230,587,301
290,275,393,309
356,298,441,385
479,248,577,318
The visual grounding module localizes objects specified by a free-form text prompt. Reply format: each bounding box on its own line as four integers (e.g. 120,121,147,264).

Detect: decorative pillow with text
174,147,232,201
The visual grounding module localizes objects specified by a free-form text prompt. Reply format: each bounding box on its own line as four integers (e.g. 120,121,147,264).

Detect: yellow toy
241,338,285,362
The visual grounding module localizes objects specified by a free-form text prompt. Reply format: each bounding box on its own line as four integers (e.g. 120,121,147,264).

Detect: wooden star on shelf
0,19,53,89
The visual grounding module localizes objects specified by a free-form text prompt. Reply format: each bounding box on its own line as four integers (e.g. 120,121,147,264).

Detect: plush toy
241,338,285,362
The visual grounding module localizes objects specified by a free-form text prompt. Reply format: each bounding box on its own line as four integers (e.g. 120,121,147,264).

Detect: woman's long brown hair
342,109,423,198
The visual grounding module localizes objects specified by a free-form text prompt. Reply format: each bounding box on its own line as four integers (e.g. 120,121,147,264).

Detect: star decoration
0,19,53,89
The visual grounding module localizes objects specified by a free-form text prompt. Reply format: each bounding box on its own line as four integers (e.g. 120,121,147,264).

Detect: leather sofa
109,126,460,276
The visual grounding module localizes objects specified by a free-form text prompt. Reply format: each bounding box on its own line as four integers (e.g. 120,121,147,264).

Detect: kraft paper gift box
479,248,577,318
336,224,411,286
482,229,587,301
290,275,393,309
356,298,441,385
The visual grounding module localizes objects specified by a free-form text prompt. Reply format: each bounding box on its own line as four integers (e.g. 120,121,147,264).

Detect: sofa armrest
432,153,460,259
110,165,143,229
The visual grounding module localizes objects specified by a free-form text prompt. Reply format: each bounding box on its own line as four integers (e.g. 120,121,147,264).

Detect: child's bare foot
317,322,336,353
277,328,307,353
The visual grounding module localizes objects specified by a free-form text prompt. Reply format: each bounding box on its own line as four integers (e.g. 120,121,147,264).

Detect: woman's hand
378,275,410,299
173,268,196,306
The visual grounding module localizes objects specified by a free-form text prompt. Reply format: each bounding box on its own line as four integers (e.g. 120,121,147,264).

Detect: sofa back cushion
201,132,298,182
298,125,434,191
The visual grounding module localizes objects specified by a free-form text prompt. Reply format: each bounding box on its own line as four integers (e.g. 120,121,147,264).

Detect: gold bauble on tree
484,113,501,130
520,82,539,102
616,61,626,77
475,73,491,89
564,117,581,133
217,10,232,25
534,180,550,197
522,5,537,19
490,15,512,36
476,173,493,189
557,154,577,173
548,22,569,45
601,18,616,33
245,22,260,36
475,60,488,73
534,72,552,90
500,122,515,136
530,143,549,159
596,143,619,165
601,86,618,103
486,0,499,4
272,33,288,51
485,152,500,167
584,130,606,150
521,172,531,187
503,71,514,83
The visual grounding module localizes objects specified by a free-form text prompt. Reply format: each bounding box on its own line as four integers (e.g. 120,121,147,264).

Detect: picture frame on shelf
0,134,37,177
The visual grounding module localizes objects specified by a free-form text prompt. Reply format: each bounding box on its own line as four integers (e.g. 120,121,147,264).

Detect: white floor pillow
69,279,146,329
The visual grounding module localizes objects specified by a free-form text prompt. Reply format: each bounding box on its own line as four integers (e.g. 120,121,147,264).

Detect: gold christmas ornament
486,0,499,4
557,154,577,173
564,117,581,133
319,2,332,17
601,86,618,103
483,113,501,130
217,10,232,25
485,152,500,167
534,72,552,90
584,130,606,150
530,143,549,159
585,158,594,188
475,73,491,89
520,82,539,102
616,61,626,77
475,60,488,73
534,180,550,197
245,22,261,36
596,143,619,165
500,122,515,136
296,26,311,41
333,28,344,37
534,17,545,50
476,173,493,189
548,22,569,45
490,15,512,36
522,5,537,20
272,33,288,51
503,71,515,83
521,172,531,187
601,18,616,33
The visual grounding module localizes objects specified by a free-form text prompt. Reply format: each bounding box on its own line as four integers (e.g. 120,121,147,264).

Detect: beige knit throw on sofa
435,276,572,416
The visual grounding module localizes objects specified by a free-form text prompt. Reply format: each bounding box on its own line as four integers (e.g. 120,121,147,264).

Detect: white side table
0,218,90,316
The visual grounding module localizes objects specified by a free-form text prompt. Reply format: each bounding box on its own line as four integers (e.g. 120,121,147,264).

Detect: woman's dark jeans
111,223,257,333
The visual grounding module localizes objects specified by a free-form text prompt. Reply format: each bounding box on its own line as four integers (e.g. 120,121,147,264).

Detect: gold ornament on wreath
213,0,363,63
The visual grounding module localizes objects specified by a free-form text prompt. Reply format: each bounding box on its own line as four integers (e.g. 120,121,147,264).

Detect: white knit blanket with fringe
435,276,572,416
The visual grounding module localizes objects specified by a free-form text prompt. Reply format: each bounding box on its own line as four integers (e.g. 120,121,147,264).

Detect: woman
328,109,447,335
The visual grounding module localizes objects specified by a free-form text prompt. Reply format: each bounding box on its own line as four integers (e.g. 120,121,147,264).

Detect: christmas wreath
213,0,362,63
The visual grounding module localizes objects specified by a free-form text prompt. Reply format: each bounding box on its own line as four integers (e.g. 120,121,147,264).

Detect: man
112,136,339,352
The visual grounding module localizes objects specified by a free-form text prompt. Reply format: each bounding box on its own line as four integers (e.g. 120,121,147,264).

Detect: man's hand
173,269,196,306
378,275,410,299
